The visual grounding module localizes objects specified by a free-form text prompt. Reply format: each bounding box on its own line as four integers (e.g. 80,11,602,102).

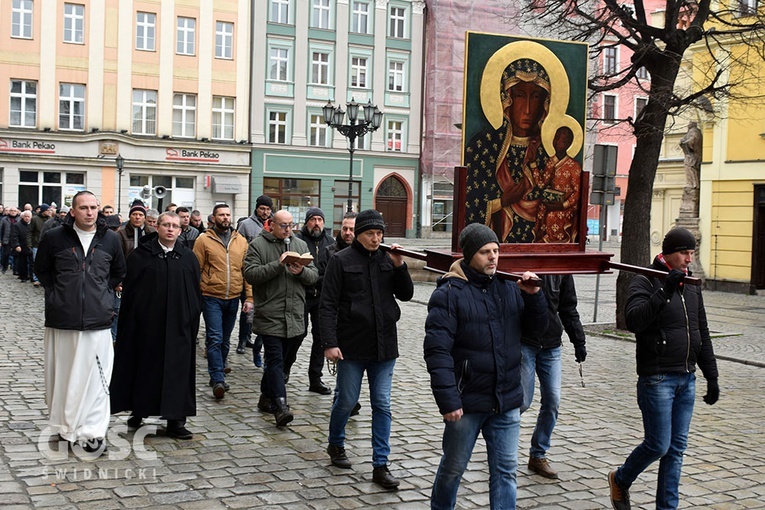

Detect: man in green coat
244,209,318,426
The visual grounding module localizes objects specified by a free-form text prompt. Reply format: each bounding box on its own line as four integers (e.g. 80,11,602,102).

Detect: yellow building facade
654,25,765,293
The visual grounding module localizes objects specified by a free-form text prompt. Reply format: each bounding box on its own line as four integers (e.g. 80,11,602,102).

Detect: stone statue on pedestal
677,121,704,279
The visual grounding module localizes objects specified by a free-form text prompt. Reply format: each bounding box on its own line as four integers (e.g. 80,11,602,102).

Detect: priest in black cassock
110,211,202,439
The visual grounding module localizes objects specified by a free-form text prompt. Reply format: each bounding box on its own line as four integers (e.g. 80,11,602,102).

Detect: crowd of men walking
0,194,720,509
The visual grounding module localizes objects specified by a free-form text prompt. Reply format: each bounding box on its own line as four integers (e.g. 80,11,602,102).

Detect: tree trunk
615,65,679,329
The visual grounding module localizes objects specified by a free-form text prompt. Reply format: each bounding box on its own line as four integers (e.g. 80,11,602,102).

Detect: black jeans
283,296,324,383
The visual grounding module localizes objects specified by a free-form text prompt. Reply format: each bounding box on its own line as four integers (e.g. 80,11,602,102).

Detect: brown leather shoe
528,457,558,479
372,466,400,489
608,469,631,510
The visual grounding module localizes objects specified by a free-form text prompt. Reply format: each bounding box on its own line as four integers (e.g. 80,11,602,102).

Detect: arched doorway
376,175,408,237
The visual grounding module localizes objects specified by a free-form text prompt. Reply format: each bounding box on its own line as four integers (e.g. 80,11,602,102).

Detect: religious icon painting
462,33,588,247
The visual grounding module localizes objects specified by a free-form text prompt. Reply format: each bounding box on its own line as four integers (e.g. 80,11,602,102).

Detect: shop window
264,177,320,226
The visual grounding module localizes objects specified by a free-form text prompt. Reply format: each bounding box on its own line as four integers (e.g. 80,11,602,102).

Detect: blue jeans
31,246,39,282
615,373,696,510
328,358,396,468
202,296,239,384
520,344,561,459
431,408,520,510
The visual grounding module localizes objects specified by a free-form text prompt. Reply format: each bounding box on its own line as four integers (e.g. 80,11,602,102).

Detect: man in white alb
35,191,126,455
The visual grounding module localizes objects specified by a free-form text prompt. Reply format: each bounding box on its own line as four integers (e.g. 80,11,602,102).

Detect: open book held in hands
280,251,313,266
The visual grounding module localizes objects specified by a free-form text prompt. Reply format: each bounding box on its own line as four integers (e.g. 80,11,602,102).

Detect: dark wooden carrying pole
607,261,702,286
380,244,543,287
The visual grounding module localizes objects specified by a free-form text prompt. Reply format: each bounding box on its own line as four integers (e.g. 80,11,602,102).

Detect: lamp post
115,153,124,214
323,98,383,212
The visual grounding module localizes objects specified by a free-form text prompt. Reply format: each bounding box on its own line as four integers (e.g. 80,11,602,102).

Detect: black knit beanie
662,227,696,255
304,207,325,223
256,195,273,209
354,209,386,235
459,223,499,263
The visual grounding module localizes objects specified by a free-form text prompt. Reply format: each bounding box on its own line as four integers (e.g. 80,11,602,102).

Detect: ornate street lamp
323,98,383,212
115,153,124,213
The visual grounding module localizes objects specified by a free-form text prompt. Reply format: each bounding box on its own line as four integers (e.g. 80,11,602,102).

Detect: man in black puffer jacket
608,227,719,510
320,209,413,490
424,223,548,510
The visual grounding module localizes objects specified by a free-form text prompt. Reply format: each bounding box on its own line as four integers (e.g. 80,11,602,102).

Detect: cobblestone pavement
2,260,765,509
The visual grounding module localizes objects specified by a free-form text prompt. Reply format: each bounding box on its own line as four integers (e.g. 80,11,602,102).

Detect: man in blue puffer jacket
424,223,548,510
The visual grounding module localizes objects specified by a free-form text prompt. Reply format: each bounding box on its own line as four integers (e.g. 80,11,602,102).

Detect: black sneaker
608,470,630,510
327,444,352,469
372,465,400,489
350,402,362,417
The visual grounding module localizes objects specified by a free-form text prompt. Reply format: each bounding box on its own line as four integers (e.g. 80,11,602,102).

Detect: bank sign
165,148,220,163
0,138,56,154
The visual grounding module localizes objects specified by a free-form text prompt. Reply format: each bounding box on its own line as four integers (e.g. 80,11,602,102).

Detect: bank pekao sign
0,137,56,154
165,147,220,163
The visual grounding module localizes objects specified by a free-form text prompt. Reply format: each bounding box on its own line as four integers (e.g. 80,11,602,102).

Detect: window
136,12,156,51
172,93,196,137
270,0,290,23
350,56,368,88
604,47,618,74
128,175,193,210
263,178,320,223
389,6,406,38
636,66,649,80
351,1,369,33
215,21,233,59
63,3,84,44
269,47,290,81
132,89,157,135
309,113,329,147
59,83,85,130
388,60,405,92
738,0,757,15
312,0,331,29
311,51,330,85
386,120,403,152
603,94,617,123
635,97,648,119
268,110,288,143
18,171,85,209
12,0,33,38
176,17,196,55
332,180,361,224
10,80,37,128
212,96,235,140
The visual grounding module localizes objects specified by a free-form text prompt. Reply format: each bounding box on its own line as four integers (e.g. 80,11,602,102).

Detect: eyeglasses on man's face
275,222,296,230
159,223,181,230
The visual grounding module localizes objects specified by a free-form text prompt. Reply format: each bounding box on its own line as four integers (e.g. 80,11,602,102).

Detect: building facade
0,0,251,218
250,0,424,236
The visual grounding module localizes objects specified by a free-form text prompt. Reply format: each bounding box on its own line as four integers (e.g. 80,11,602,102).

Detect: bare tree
521,0,765,327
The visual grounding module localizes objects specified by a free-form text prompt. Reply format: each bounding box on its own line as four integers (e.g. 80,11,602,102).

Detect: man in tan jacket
193,204,253,399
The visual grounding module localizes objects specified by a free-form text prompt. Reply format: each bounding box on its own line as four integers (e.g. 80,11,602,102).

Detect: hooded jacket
34,216,126,331
626,256,718,379
237,213,266,243
319,239,414,361
193,227,252,302
424,260,548,415
244,230,318,338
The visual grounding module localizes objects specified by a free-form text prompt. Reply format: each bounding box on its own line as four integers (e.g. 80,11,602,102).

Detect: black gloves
662,269,686,297
703,378,719,405
574,344,587,363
